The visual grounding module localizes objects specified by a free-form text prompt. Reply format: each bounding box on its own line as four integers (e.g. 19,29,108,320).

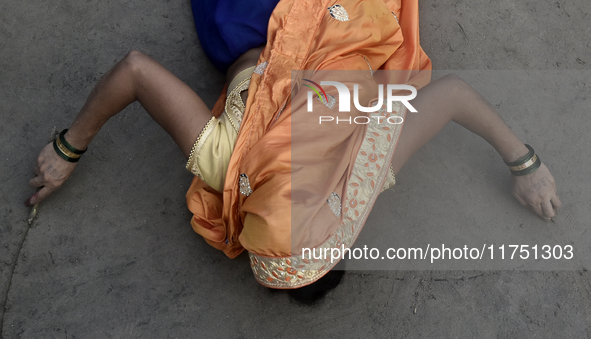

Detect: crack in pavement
0,220,33,339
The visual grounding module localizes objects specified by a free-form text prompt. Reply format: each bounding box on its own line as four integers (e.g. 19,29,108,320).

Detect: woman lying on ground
27,0,561,303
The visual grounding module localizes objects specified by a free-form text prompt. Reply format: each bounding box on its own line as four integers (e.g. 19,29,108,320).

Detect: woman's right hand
26,142,77,206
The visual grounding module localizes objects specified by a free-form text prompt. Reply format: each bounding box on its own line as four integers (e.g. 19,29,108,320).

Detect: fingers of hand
28,166,70,204
29,175,45,189
513,191,550,220
511,165,562,220
536,164,561,217
521,192,555,220
29,162,62,189
28,186,54,206
28,143,77,205
541,200,557,220
34,186,53,205
530,203,549,220
551,195,562,214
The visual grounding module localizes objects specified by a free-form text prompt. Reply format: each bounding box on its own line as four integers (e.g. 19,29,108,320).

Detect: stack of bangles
53,129,87,162
504,144,541,176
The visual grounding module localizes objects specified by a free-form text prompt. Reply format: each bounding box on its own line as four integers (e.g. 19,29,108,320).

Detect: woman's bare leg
28,51,211,205
391,74,561,219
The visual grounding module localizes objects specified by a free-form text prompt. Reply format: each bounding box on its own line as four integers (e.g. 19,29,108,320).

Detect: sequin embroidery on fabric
328,5,349,22
225,77,251,131
239,173,253,196
185,116,217,179
362,56,374,76
327,192,342,217
391,12,400,24
273,100,288,122
253,62,268,75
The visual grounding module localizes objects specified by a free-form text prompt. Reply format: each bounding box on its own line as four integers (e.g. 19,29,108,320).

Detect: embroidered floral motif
328,5,349,22
327,192,342,217
250,103,406,288
253,62,268,75
239,173,253,196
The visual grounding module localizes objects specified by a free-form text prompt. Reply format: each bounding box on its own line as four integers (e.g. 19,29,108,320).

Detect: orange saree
186,0,432,288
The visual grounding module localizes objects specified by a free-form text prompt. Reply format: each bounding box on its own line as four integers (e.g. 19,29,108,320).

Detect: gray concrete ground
1,0,591,338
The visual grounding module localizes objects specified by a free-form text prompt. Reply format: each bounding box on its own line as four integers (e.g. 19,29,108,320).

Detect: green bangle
504,144,534,167
510,154,541,176
59,129,87,155
504,144,542,176
53,139,81,162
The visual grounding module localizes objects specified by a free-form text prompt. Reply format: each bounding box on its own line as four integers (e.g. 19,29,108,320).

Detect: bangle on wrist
59,129,87,154
52,129,87,163
504,144,541,176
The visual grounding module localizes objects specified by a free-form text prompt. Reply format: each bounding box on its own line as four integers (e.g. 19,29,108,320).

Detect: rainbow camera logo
303,79,328,104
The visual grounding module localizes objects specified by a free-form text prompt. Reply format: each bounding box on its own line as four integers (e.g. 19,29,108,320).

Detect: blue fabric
191,0,280,73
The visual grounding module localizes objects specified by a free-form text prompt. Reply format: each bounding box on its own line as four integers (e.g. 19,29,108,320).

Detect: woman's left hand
511,163,561,220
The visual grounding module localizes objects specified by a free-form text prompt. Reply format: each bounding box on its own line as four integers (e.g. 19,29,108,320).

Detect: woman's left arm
390,73,561,219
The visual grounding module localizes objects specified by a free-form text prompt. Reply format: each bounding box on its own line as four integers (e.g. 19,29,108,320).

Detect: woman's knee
434,73,481,117
120,50,152,78
438,73,471,95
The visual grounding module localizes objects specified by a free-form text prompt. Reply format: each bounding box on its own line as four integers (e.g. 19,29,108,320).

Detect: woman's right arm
27,51,214,206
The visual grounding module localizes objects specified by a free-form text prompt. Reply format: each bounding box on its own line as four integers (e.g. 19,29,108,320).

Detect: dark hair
287,259,346,304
